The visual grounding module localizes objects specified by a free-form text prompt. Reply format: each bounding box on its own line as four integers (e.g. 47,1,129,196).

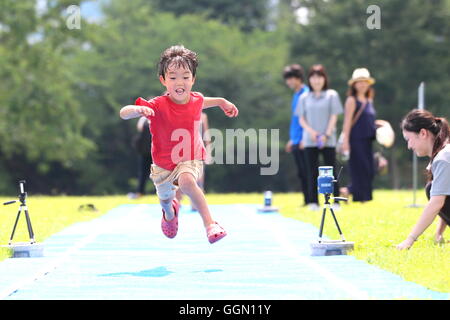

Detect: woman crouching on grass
397,109,450,250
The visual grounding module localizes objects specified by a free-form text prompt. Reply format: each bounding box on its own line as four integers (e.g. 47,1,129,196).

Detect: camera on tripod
4,180,27,206
317,166,348,201
2,180,43,258
317,166,335,195
3,180,35,245
310,166,354,256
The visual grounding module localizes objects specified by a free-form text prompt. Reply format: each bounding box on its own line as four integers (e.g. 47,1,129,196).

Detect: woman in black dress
340,68,376,202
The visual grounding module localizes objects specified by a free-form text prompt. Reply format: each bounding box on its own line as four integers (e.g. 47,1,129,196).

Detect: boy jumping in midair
120,45,238,243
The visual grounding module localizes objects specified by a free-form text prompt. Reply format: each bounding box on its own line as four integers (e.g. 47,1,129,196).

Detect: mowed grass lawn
0,190,448,293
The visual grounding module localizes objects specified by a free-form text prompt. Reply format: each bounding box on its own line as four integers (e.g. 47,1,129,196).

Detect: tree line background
0,0,449,196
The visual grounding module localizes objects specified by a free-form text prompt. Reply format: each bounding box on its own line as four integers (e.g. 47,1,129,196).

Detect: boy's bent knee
156,184,176,201
178,173,197,190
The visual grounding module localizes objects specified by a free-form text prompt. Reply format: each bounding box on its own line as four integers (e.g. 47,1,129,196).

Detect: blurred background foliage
0,0,449,196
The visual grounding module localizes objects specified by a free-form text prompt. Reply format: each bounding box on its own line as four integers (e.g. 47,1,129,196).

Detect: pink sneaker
206,222,227,244
161,199,180,239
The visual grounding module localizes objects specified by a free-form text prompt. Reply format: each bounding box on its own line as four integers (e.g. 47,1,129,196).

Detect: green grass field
0,191,448,293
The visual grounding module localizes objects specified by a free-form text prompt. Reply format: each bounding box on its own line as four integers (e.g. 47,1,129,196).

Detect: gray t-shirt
429,144,450,197
295,89,343,147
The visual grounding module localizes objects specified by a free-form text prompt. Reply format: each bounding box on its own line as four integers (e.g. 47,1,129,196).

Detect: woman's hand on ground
396,237,415,250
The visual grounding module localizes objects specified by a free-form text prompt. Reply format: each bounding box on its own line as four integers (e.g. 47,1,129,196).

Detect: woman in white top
397,109,449,250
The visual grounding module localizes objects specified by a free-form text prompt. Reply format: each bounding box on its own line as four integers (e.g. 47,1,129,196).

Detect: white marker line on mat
238,205,370,299
0,205,144,299
0,231,100,299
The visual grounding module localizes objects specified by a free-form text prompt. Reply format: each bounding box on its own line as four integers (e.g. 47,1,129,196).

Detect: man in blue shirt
283,64,311,206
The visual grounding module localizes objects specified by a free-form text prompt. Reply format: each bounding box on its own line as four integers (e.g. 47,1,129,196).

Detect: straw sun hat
348,68,376,86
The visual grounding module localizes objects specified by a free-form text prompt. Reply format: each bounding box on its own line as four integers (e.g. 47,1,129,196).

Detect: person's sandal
161,199,180,239
206,222,227,244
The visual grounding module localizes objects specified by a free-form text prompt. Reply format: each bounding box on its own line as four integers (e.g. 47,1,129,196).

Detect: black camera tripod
3,180,35,245
318,193,348,243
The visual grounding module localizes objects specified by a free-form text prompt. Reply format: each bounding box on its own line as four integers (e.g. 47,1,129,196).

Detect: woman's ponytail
431,117,450,163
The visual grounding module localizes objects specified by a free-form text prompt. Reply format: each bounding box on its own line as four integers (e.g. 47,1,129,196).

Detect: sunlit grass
277,190,449,293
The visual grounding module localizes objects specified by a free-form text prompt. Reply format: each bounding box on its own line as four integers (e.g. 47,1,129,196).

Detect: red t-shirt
135,92,206,170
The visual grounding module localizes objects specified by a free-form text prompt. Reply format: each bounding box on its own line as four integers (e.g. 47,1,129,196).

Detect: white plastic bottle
264,191,272,207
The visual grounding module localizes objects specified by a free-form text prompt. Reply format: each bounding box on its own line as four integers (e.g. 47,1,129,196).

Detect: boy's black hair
283,64,304,81
158,45,198,79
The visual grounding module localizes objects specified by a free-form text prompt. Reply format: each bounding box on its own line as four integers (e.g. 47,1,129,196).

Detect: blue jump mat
0,204,448,300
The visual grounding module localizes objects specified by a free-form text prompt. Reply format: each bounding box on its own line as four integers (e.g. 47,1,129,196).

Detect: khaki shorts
150,160,204,200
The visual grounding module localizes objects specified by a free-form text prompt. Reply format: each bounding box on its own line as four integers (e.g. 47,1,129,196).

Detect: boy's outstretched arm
120,105,154,120
202,97,238,118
